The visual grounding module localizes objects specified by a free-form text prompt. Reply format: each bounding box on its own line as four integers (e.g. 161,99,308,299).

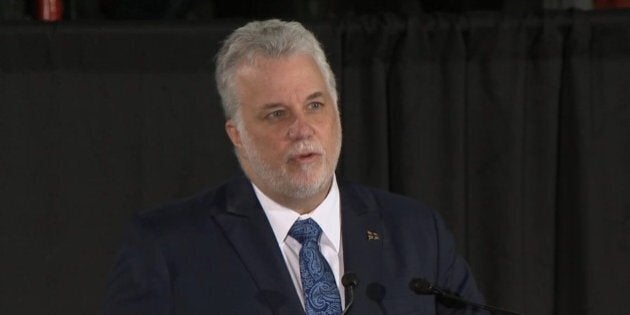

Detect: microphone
341,272,359,314
409,278,521,315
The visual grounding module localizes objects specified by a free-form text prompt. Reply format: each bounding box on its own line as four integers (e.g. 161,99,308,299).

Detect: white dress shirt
252,177,345,308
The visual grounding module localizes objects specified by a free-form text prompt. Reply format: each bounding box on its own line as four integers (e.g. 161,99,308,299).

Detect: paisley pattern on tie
288,218,342,315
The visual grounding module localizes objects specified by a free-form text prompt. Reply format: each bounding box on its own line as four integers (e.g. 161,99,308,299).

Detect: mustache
287,141,324,158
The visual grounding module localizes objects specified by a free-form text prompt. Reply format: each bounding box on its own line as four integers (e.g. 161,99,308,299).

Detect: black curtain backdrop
1,10,629,315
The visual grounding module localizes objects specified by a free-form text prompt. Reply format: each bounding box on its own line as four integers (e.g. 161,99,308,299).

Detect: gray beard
237,122,341,200
240,137,334,200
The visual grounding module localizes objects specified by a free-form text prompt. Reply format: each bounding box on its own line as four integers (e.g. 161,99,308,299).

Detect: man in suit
103,19,485,314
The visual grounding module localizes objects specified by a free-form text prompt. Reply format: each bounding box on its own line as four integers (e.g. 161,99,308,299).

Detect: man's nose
287,114,315,139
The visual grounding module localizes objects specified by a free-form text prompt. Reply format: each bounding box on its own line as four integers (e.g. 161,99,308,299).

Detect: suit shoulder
132,180,229,233
342,181,436,219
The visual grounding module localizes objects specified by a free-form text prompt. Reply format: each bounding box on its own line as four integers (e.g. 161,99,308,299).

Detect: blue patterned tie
288,218,342,315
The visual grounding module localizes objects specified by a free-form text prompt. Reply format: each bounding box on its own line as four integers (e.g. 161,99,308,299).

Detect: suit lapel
212,175,304,315
339,182,384,314
211,176,385,314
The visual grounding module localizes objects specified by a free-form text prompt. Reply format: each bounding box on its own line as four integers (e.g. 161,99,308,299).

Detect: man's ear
225,119,242,148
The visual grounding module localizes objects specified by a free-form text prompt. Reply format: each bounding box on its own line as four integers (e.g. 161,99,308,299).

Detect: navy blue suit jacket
103,174,485,314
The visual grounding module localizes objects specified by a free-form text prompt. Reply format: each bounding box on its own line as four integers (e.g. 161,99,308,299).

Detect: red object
595,0,630,8
36,0,64,21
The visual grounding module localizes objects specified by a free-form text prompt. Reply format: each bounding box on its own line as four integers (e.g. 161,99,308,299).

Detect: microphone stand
409,278,521,315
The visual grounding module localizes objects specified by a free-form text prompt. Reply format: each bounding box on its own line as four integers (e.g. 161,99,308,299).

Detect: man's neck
255,179,333,215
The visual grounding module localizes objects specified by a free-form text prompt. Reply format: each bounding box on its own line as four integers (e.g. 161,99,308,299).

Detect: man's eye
267,110,286,119
308,102,323,110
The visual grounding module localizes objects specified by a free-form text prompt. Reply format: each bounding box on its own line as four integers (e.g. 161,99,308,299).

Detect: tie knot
288,218,322,245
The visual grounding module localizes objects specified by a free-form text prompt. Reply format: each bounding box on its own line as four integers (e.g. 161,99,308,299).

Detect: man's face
225,54,342,205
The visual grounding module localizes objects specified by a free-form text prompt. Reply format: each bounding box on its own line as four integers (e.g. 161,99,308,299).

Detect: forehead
238,54,323,80
235,54,330,102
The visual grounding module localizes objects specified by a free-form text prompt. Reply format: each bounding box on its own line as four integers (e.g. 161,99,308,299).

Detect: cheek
251,134,288,157
322,117,342,142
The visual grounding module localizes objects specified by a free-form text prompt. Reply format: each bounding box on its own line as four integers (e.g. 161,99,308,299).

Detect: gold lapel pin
367,230,380,240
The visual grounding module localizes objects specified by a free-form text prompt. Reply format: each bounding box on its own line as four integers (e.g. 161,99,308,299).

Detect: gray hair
215,19,338,121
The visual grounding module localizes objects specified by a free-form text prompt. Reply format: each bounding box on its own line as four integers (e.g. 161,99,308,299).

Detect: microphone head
409,278,434,295
341,272,360,288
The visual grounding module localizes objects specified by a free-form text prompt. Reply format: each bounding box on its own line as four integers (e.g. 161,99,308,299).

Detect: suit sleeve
102,215,173,315
431,210,489,315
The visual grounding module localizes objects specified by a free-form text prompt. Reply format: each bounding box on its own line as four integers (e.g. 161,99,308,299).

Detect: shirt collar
253,176,341,253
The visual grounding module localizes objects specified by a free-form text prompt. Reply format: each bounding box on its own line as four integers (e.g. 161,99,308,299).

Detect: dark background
1,1,630,315
0,0,596,21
